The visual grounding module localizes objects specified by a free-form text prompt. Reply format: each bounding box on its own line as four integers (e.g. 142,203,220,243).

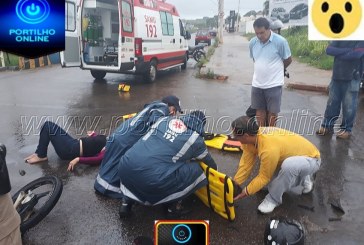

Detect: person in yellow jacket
232,116,321,214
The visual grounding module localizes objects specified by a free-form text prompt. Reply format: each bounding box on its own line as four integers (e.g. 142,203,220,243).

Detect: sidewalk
202,32,331,93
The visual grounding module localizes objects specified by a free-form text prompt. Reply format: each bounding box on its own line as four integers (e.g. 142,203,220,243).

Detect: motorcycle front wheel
12,176,63,234
193,51,206,62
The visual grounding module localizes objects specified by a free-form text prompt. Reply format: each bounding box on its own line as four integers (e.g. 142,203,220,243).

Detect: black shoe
119,198,133,218
166,201,191,218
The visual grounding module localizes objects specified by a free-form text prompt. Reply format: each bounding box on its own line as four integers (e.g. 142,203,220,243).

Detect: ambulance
61,0,191,82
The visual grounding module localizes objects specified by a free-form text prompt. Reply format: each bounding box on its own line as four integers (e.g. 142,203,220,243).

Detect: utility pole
0,51,4,67
237,0,240,32
218,0,224,44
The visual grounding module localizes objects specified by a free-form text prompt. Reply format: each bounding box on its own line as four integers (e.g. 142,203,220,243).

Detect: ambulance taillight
135,38,143,56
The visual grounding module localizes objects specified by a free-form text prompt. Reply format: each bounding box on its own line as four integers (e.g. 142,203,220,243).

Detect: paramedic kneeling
232,116,321,214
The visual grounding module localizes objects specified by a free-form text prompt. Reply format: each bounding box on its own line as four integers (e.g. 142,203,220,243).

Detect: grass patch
196,38,217,69
196,38,219,79
205,68,215,79
2,53,19,67
283,26,332,70
243,33,255,41
244,26,333,70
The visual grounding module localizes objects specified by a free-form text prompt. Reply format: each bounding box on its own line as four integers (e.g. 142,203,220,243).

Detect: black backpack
0,144,11,195
264,217,305,245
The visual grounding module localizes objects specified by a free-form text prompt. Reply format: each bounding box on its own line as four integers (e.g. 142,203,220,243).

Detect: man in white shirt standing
249,17,292,126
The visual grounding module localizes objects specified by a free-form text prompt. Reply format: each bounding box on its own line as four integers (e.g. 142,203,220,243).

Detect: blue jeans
321,78,360,132
35,121,80,160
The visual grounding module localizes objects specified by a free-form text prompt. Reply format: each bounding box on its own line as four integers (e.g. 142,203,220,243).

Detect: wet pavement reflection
0,62,363,244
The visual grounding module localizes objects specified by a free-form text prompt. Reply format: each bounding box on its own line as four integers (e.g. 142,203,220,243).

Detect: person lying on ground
94,95,183,199
117,110,217,218
232,116,321,214
24,121,106,171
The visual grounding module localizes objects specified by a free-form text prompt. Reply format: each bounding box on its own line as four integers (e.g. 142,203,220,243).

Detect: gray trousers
266,156,321,205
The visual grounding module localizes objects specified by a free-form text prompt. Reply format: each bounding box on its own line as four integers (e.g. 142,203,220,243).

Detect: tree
263,0,269,16
243,10,256,17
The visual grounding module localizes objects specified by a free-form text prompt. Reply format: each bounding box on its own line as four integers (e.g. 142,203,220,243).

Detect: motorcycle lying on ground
12,175,63,234
0,144,63,234
188,44,206,62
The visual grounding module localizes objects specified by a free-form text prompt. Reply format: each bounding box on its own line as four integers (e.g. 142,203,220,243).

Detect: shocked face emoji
312,0,362,38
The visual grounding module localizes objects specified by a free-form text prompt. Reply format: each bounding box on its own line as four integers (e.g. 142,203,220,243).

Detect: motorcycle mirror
185,31,191,40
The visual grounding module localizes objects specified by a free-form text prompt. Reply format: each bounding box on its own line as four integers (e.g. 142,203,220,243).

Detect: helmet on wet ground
264,217,305,245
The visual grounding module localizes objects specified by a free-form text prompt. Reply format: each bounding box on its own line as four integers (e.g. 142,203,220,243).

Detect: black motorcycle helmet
264,217,305,245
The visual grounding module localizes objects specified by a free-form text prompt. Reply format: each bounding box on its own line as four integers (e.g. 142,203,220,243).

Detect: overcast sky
168,0,266,20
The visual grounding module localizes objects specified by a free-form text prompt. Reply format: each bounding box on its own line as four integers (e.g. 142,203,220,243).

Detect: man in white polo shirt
249,17,292,126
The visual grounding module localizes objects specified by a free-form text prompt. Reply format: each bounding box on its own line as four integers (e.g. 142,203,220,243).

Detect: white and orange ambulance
61,0,191,82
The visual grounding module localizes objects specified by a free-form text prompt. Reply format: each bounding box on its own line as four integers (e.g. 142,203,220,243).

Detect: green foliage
196,57,208,69
2,53,19,66
184,16,218,32
243,33,255,41
196,41,218,79
213,37,219,48
207,45,215,58
205,69,215,79
282,26,333,70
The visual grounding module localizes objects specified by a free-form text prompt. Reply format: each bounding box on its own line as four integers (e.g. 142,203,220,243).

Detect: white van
61,0,191,82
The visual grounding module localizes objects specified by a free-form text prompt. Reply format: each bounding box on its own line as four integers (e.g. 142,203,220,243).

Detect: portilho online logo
16,0,50,24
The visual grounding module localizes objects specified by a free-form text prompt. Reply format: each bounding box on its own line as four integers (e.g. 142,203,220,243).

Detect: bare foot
24,153,37,161
25,155,48,164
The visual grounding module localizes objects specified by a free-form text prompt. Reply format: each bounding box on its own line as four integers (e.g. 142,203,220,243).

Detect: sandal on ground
25,155,48,164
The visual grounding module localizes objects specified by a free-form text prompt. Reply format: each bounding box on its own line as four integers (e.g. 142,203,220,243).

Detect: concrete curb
286,83,328,93
199,66,229,81
0,66,19,72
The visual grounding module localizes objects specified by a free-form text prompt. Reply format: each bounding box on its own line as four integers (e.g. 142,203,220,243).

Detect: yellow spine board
204,134,242,152
204,134,228,149
122,113,136,121
195,162,235,221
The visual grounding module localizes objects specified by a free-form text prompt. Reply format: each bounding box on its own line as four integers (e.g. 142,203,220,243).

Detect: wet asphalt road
1,59,364,245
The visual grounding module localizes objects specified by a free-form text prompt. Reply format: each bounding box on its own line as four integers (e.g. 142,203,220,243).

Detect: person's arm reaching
200,153,217,170
232,145,257,200
68,150,105,171
233,144,257,185
194,140,217,170
146,107,169,126
336,48,364,60
79,150,105,165
326,41,351,57
245,149,280,196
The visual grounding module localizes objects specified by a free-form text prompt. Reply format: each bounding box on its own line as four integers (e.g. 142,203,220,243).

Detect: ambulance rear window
65,1,76,31
122,1,132,33
160,11,174,36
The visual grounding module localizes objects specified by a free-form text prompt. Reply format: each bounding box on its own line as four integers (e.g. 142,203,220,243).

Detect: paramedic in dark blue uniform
94,95,182,199
118,110,217,217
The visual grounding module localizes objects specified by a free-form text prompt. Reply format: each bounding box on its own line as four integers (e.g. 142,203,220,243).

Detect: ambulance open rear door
61,0,81,67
